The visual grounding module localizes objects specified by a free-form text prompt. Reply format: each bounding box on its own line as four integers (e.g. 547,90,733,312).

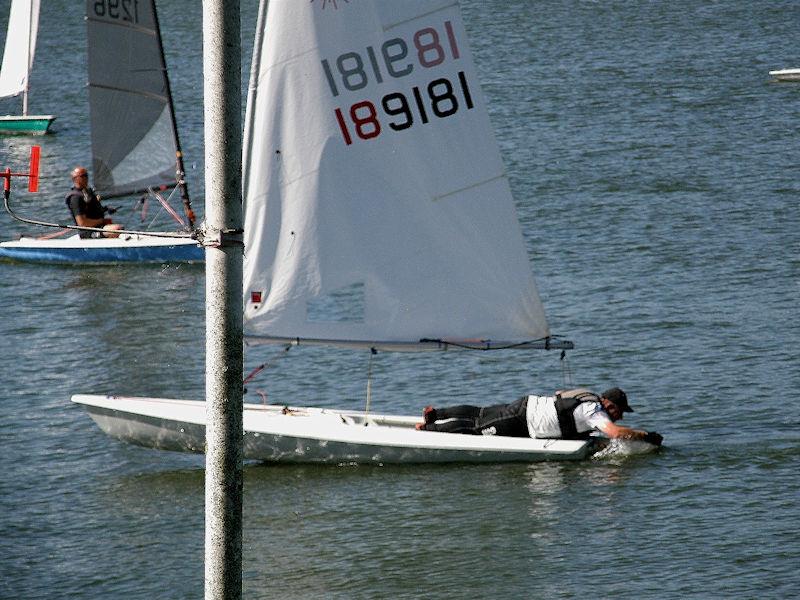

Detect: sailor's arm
74,213,106,228
599,422,662,445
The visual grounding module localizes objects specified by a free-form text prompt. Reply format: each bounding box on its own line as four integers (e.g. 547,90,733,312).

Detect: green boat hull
0,115,56,135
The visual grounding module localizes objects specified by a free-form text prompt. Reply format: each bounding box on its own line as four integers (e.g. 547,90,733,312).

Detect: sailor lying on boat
416,387,663,446
65,166,122,238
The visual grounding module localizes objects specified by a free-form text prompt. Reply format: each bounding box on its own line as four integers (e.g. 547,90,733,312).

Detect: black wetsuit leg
422,405,481,433
423,399,528,436
474,397,529,436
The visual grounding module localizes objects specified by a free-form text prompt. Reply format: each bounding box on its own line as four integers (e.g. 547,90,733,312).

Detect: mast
151,0,194,227
22,0,32,116
241,0,269,205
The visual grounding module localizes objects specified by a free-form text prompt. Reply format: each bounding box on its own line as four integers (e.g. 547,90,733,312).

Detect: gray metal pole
202,0,243,599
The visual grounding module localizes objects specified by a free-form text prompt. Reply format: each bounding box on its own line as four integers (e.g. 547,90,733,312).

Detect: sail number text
321,20,460,97
93,0,140,23
333,74,473,145
321,20,475,146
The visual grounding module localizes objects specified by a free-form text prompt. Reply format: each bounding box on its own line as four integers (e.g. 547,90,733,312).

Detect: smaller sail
243,0,554,351
0,0,39,100
86,0,180,198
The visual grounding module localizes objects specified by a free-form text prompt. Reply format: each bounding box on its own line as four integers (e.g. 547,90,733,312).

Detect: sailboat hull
0,114,55,135
0,234,203,264
72,395,601,464
769,68,800,81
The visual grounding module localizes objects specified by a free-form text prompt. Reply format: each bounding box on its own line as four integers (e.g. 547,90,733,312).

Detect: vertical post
203,1,243,599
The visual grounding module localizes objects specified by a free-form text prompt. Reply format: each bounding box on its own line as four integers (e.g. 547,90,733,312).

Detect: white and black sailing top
525,393,611,439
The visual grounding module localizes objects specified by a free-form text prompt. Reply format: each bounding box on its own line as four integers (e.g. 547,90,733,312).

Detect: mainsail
242,0,558,351
86,0,188,203
0,0,40,107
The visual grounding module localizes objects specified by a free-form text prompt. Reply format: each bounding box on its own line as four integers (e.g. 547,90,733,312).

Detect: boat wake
592,438,660,460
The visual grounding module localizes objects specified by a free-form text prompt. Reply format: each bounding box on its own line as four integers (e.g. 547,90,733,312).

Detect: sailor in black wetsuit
65,166,122,238
417,387,663,445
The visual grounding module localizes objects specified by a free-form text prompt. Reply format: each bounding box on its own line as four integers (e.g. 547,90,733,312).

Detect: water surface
1,1,799,598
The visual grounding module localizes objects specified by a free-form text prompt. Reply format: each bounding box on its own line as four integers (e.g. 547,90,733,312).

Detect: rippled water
1,1,799,598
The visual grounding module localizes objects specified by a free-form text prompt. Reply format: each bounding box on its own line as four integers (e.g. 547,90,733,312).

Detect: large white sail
243,0,552,351
86,0,180,197
0,0,39,100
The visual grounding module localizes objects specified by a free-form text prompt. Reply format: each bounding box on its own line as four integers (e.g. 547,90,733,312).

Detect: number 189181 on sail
321,20,474,146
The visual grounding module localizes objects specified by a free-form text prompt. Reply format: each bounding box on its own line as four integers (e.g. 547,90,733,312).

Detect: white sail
86,0,180,197
69,0,595,466
0,0,39,101
243,0,551,351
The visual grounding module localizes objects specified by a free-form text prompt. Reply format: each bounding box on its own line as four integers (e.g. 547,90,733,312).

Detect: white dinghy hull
769,68,800,81
72,395,601,464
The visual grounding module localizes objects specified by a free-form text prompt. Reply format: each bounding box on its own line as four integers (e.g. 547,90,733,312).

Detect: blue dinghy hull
0,234,203,264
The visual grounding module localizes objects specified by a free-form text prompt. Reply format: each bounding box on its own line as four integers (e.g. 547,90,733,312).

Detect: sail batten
243,1,555,351
433,173,508,202
381,1,460,31
85,19,158,40
88,83,168,103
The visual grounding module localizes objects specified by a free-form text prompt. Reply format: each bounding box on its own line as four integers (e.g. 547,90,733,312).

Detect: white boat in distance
73,0,592,464
769,68,800,81
0,0,55,134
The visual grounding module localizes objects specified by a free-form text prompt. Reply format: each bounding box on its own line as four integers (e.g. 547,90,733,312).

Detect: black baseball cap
602,387,633,413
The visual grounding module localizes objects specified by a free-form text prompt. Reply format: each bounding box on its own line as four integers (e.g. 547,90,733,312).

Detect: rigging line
560,350,573,389
3,187,198,240
364,347,377,420
243,345,292,386
418,335,573,351
149,186,186,227
243,363,266,385
98,182,177,201
127,189,167,232
143,196,166,231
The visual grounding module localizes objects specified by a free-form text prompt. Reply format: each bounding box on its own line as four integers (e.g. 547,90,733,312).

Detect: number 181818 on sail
321,20,475,146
